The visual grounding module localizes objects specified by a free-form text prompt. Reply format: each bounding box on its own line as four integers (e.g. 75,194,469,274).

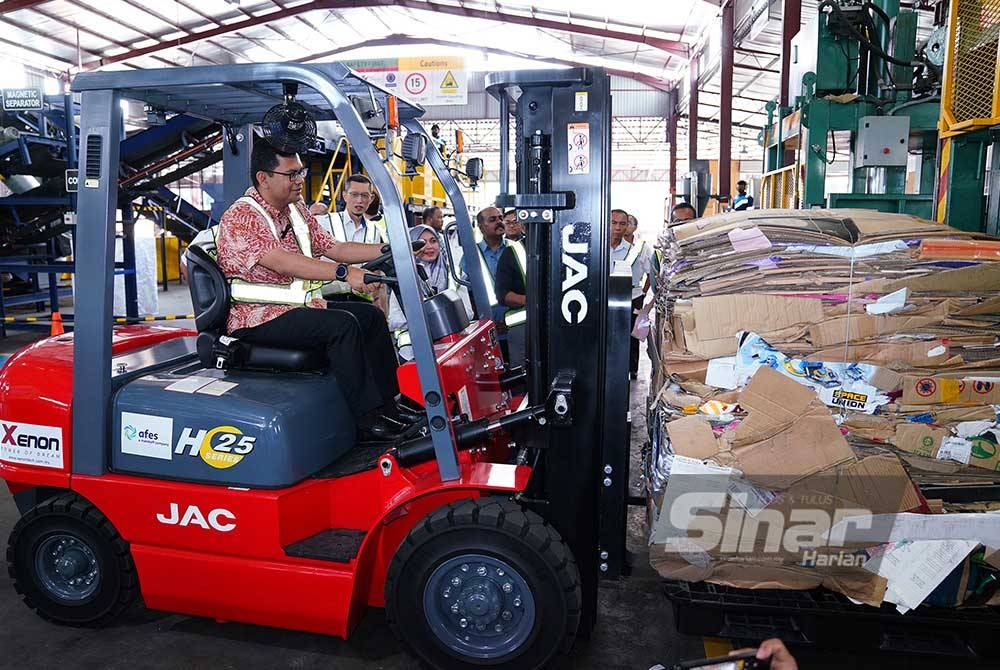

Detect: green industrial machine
762,0,945,219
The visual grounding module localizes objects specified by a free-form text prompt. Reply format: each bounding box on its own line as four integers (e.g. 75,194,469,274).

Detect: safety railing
316,135,352,202
760,164,798,209
940,0,1000,136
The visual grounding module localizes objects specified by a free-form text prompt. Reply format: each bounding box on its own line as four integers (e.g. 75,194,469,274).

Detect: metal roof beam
3,14,104,60
734,62,779,74
0,34,87,71
381,0,688,58
300,33,675,92
736,46,780,58
171,0,287,60
72,1,223,66
0,0,50,13
22,5,181,69
78,0,687,70
137,3,249,64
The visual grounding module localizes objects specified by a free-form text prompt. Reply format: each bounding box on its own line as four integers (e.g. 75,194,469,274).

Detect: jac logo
560,223,589,324
2,423,61,450
156,503,236,532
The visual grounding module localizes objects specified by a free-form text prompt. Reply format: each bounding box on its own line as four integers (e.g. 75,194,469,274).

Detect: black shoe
385,400,424,425
395,406,425,424
358,413,404,442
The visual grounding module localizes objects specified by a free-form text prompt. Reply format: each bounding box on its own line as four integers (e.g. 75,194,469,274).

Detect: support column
780,0,802,107
688,52,699,170
719,0,735,206
939,132,990,232
219,124,252,222
987,136,1000,237
668,88,678,206
73,88,122,476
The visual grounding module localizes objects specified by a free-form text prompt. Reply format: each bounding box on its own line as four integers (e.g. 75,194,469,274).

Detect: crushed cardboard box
647,209,1000,609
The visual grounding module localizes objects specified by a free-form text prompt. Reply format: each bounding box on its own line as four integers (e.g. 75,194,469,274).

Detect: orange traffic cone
50,312,64,336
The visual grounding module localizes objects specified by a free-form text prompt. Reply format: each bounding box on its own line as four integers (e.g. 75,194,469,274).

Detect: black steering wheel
361,239,427,274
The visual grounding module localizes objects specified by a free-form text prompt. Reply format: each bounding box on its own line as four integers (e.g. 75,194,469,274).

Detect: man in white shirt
313,174,386,303
609,208,653,379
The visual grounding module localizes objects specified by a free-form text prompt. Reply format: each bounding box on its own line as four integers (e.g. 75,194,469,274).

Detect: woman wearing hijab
388,224,472,360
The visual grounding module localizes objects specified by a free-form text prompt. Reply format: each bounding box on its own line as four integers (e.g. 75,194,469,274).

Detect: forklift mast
486,68,633,632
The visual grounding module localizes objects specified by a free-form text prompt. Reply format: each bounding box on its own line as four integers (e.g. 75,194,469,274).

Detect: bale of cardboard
645,209,1000,611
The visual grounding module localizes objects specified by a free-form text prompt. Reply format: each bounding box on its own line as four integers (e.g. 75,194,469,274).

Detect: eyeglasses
345,191,372,200
265,168,308,182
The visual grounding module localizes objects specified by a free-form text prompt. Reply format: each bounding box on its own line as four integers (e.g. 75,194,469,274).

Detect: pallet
664,580,1000,658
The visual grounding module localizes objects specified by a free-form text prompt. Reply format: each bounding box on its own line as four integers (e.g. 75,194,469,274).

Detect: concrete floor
0,284,975,668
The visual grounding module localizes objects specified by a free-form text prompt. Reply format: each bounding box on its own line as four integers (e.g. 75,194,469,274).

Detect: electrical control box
856,116,910,168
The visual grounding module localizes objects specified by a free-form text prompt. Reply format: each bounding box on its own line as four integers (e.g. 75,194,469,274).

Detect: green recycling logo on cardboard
971,436,997,460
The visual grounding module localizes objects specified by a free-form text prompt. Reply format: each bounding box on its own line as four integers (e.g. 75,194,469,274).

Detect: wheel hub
35,534,100,601
423,554,536,659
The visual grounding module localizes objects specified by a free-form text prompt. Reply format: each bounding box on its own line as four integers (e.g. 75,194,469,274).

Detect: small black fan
260,83,317,154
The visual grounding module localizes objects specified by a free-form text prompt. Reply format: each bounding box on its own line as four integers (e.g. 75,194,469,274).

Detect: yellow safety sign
440,70,459,92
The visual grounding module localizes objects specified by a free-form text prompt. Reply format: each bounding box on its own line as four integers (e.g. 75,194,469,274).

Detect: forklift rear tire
386,496,581,669
6,492,138,627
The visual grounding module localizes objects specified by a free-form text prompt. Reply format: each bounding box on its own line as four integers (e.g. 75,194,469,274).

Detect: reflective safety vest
322,210,384,300
623,239,645,268
228,198,326,306
474,240,507,309
369,214,387,241
330,210,385,245
622,240,649,298
503,240,527,327
649,247,663,292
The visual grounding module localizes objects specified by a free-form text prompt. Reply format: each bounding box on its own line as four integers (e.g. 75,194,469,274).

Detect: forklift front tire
386,496,581,669
6,492,139,627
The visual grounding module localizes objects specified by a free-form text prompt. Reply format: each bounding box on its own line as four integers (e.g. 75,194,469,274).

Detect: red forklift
0,63,632,669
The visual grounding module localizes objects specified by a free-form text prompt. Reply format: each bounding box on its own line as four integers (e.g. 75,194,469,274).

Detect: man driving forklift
215,140,407,440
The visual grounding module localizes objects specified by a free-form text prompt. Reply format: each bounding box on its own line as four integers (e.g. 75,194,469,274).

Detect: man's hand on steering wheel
347,265,383,294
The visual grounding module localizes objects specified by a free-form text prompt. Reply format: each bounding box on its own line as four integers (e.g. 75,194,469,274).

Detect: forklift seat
186,245,326,372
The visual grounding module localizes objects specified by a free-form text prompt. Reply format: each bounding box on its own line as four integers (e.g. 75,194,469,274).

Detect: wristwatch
335,263,349,281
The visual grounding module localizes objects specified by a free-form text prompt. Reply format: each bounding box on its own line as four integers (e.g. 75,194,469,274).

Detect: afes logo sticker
120,412,173,461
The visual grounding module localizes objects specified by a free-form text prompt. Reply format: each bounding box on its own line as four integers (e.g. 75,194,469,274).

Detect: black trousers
234,304,399,419
630,295,644,375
